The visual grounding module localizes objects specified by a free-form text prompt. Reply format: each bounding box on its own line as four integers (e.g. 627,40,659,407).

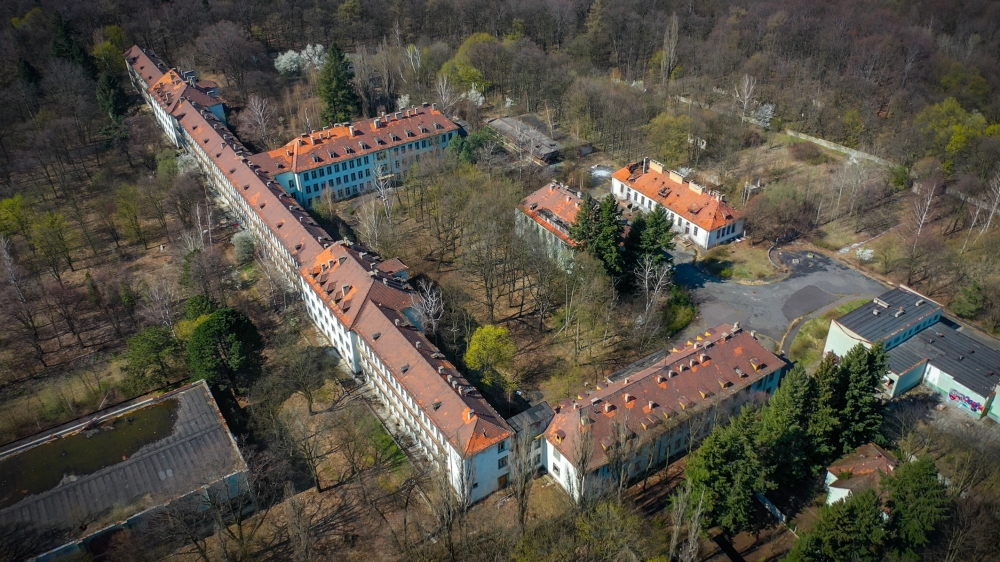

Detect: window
472,481,479,489
311,171,317,180
306,185,312,194
553,449,561,461
498,456,508,469
326,166,332,174
319,168,325,177
364,155,369,164
338,189,343,198
351,172,357,181
349,160,355,169
366,168,371,177
288,180,293,189
422,139,427,148
336,177,341,186
301,173,309,182
335,163,340,172
498,441,507,453
343,174,348,184
693,226,699,235
552,463,560,476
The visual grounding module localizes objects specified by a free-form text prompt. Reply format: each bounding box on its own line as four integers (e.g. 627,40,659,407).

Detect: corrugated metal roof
836,287,942,342
0,382,245,543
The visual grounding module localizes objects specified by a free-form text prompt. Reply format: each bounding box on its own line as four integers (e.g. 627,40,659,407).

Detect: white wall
612,178,738,250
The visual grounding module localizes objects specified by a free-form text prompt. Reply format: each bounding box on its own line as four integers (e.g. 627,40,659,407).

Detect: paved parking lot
670,246,887,351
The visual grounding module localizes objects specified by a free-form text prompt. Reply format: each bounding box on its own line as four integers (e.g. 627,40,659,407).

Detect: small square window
498,456,508,469
498,441,506,453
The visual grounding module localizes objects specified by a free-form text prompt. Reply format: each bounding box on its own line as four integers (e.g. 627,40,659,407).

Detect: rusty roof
249,106,459,176
124,45,167,87
544,326,785,470
518,181,583,246
612,163,741,232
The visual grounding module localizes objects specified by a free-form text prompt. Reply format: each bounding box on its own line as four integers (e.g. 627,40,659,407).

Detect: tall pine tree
317,43,359,125
757,366,816,489
884,457,949,558
686,406,768,535
840,342,887,452
639,205,675,260
97,73,129,121
570,193,599,246
808,353,848,467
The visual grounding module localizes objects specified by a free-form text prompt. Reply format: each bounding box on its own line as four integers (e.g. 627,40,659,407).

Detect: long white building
125,46,512,503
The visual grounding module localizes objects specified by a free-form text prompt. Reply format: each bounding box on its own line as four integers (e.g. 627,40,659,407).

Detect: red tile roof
353,301,511,456
827,443,897,487
250,107,459,176
124,45,167,87
544,326,785,470
149,69,222,114
518,182,583,246
612,162,741,232
127,44,508,460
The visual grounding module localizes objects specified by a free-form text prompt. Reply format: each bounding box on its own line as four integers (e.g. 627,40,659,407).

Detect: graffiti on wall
948,389,983,413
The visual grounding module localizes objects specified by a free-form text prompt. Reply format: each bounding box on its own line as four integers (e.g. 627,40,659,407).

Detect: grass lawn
702,241,778,281
789,299,868,370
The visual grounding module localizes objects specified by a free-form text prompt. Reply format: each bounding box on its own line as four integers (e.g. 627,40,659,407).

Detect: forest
2,0,1000,560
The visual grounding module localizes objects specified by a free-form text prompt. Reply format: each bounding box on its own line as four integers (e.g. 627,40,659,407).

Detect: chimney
415,341,421,349
648,400,655,410
349,125,355,137
432,103,437,110
624,393,632,402
439,366,445,374
395,318,400,326
643,157,650,173
373,119,381,129
395,112,402,120
700,353,707,362
605,403,613,413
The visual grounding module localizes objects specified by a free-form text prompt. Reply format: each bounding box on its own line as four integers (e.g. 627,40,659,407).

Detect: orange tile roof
250,107,459,176
124,45,167,87
827,443,898,482
149,69,222,115
518,182,583,246
129,44,508,460
612,162,741,232
353,301,512,456
544,326,785,470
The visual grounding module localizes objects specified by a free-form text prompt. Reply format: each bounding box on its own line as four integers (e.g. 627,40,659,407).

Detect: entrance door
497,474,509,488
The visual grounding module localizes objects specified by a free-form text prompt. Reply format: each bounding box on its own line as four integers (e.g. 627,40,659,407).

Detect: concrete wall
887,360,927,399
785,130,893,167
823,321,872,356
923,365,993,418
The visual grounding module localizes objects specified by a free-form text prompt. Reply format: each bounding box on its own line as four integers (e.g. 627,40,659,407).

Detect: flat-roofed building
542,324,787,500
823,286,1000,421
0,381,246,561
612,159,743,250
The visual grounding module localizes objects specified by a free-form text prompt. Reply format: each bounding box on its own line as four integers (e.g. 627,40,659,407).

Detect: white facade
611,176,744,250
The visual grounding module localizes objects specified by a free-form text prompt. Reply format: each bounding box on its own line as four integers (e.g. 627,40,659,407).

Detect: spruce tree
16,58,40,85
757,366,816,489
840,342,886,452
317,43,359,125
593,194,625,276
639,205,675,260
786,489,886,562
51,14,98,79
884,457,949,558
686,407,768,535
97,73,129,121
186,308,265,392
807,353,847,468
570,193,600,247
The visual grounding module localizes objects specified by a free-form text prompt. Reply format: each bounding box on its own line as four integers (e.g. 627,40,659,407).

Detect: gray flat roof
890,322,1000,398
506,402,555,435
836,287,942,343
488,117,560,161
0,381,245,543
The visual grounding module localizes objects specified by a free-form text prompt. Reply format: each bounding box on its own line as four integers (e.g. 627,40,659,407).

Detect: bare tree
668,481,691,559
141,277,178,332
356,196,391,256
0,235,46,365
571,417,595,507
973,172,1000,246
732,74,757,123
436,74,456,110
910,182,936,256
243,94,277,150
661,12,679,88
508,430,536,535
284,482,316,562
195,21,257,99
679,488,705,562
414,278,444,336
605,414,640,502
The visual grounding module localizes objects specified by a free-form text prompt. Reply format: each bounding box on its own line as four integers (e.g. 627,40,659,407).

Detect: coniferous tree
808,353,847,467
317,43,359,125
570,194,600,246
16,58,40,86
51,14,98,79
757,366,816,489
840,342,887,453
884,457,950,559
786,489,886,562
97,73,129,121
686,406,768,535
639,206,675,261
186,308,265,393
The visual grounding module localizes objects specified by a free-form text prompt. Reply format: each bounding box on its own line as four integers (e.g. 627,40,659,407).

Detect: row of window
303,155,371,182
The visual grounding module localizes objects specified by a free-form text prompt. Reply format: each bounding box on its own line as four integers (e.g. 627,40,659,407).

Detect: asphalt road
670,245,887,352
